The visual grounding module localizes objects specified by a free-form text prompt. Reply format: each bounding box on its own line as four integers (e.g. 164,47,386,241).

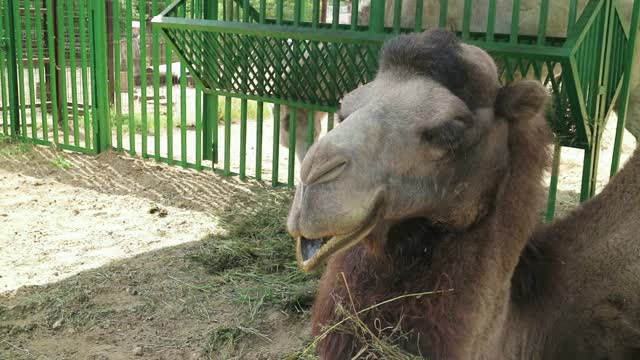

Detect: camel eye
420,121,466,149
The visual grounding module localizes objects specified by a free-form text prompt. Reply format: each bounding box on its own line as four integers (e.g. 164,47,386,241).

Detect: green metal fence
151,0,640,219
0,0,110,153
1,0,639,219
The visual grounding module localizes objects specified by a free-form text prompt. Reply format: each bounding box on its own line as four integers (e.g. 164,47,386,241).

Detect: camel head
287,29,548,272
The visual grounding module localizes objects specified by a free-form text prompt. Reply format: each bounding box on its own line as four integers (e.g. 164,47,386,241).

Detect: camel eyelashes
420,120,466,149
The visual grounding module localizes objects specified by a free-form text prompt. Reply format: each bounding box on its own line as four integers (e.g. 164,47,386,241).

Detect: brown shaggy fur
311,79,552,358
300,29,640,359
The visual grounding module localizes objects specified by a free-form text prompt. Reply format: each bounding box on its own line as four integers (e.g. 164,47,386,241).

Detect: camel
279,0,640,163
286,29,640,359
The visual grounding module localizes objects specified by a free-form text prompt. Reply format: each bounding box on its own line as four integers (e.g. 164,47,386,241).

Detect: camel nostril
305,159,348,185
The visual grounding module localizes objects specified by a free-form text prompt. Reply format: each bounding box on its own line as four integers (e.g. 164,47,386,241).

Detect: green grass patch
192,187,320,315
191,187,322,356
52,154,72,169
0,134,32,156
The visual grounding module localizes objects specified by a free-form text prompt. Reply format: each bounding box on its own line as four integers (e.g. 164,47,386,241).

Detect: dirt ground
0,141,313,359
0,112,636,359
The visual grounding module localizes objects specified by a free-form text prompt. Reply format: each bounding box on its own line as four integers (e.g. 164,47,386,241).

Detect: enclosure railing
1,0,639,220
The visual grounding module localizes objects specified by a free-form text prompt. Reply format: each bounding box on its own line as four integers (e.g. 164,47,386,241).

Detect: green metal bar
327,112,334,131
0,0,12,135
293,0,302,26
126,0,135,155
568,0,578,31
313,0,320,28
288,107,296,187
224,96,231,175
195,83,202,170
209,95,218,165
0,1,4,134
611,0,640,175
45,0,58,143
113,0,122,151
537,0,550,45
0,31,6,134
66,0,80,146
202,0,218,163
545,142,561,221
369,0,384,33
13,0,27,138
243,0,249,22
140,0,148,157
239,98,247,179
259,0,265,24
180,61,187,167
589,126,603,197
439,0,448,28
179,0,187,167
272,103,280,186
462,0,472,40
56,0,69,144
306,110,314,150
349,0,357,30
331,0,338,29
166,47,173,164
595,0,614,131
277,0,283,24
300,0,307,23
24,0,38,140
486,0,496,40
580,145,594,202
393,0,402,33
153,0,160,160
79,0,91,149
414,0,423,31
89,0,110,152
256,101,263,180
510,0,521,44
35,0,47,141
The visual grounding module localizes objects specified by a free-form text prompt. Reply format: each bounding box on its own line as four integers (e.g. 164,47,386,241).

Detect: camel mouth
295,203,382,273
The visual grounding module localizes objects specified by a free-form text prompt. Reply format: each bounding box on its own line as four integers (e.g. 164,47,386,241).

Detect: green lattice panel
164,25,382,107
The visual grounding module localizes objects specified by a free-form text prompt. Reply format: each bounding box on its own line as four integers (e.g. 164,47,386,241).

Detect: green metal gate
0,0,110,153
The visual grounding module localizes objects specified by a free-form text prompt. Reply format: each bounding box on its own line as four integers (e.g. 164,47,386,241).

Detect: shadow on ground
0,143,272,216
0,185,318,360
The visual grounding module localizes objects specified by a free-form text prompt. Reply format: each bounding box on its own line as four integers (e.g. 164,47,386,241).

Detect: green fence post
203,0,218,163
90,0,111,152
4,0,20,136
368,0,385,33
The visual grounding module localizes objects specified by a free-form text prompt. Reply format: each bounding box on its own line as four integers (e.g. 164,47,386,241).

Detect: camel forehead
340,76,467,127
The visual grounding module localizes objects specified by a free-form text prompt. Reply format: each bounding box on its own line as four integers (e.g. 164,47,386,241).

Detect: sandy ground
0,167,222,293
0,147,246,294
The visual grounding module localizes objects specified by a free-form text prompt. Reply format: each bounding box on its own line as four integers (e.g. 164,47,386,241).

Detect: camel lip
295,202,383,273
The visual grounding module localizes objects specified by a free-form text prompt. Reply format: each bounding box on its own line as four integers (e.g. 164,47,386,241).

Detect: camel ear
495,80,548,122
